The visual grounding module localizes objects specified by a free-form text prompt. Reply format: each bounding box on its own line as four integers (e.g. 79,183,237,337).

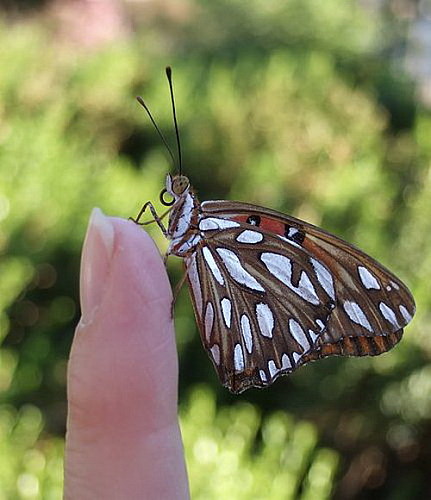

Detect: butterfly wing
184,219,337,393
199,201,415,373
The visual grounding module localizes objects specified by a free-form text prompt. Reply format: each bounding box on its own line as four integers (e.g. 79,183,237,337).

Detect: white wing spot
278,235,302,249
259,370,267,383
308,329,319,343
298,272,319,303
399,304,413,323
281,353,291,370
199,217,240,231
292,352,301,363
221,298,232,328
261,253,320,305
315,319,325,331
289,318,310,352
236,230,264,244
202,247,224,285
173,234,202,254
391,281,400,290
379,302,399,328
186,256,202,316
216,248,265,292
268,360,278,379
386,285,392,292
310,258,335,300
234,344,245,372
240,314,253,354
256,303,274,338
210,344,220,365
204,302,214,342
358,266,380,290
343,301,373,332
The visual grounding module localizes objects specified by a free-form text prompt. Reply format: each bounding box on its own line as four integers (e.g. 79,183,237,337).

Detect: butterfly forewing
186,200,415,392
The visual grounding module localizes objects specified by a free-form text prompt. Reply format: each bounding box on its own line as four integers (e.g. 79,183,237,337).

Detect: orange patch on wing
231,215,286,235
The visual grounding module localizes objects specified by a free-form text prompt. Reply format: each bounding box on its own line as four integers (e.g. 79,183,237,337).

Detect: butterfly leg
170,272,188,318
129,202,171,236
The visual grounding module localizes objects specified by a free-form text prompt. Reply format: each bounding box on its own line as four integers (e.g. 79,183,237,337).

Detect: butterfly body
156,174,415,393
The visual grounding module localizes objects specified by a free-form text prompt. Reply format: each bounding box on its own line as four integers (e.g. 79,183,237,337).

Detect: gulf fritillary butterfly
132,68,416,394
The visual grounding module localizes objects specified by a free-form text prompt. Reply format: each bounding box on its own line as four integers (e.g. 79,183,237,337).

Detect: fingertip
80,210,172,326
71,211,177,427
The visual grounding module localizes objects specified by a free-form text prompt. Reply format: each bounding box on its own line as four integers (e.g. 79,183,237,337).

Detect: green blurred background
0,0,430,498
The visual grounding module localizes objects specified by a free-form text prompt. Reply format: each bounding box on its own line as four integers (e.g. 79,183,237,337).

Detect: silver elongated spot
298,272,320,304
256,303,274,338
221,298,232,328
268,360,278,378
278,234,302,249
281,353,291,370
315,319,325,331
202,247,224,285
236,230,264,244
186,256,203,316
292,352,301,363
240,314,253,354
379,302,399,328
260,252,320,305
204,302,214,342
174,234,202,254
358,266,380,290
210,344,220,365
216,248,265,292
343,301,373,332
308,329,319,343
311,258,335,300
259,370,267,383
199,217,240,231
399,304,412,323
234,344,245,372
289,318,310,352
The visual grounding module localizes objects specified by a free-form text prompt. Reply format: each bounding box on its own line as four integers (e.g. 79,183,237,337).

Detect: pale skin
64,208,190,499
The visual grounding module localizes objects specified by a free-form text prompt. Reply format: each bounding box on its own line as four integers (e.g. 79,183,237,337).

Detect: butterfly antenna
136,95,177,168
165,66,183,175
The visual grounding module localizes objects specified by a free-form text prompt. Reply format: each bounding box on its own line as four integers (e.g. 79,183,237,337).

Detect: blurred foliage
0,0,429,498
0,405,63,499
182,386,338,499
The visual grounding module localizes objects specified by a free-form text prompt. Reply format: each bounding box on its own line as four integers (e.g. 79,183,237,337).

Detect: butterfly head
160,174,190,206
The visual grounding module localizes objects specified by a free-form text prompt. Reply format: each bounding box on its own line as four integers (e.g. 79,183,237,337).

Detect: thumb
64,208,189,499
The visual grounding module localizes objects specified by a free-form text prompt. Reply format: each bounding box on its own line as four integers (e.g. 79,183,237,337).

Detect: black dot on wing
284,225,305,245
326,301,336,312
247,215,261,226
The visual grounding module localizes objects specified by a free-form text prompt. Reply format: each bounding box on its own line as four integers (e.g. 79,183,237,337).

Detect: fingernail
80,208,115,324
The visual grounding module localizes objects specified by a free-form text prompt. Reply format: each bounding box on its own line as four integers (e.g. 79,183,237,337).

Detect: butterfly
132,68,416,394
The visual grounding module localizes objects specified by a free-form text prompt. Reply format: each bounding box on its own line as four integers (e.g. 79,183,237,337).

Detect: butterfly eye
172,175,190,195
159,188,175,206
247,215,261,226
